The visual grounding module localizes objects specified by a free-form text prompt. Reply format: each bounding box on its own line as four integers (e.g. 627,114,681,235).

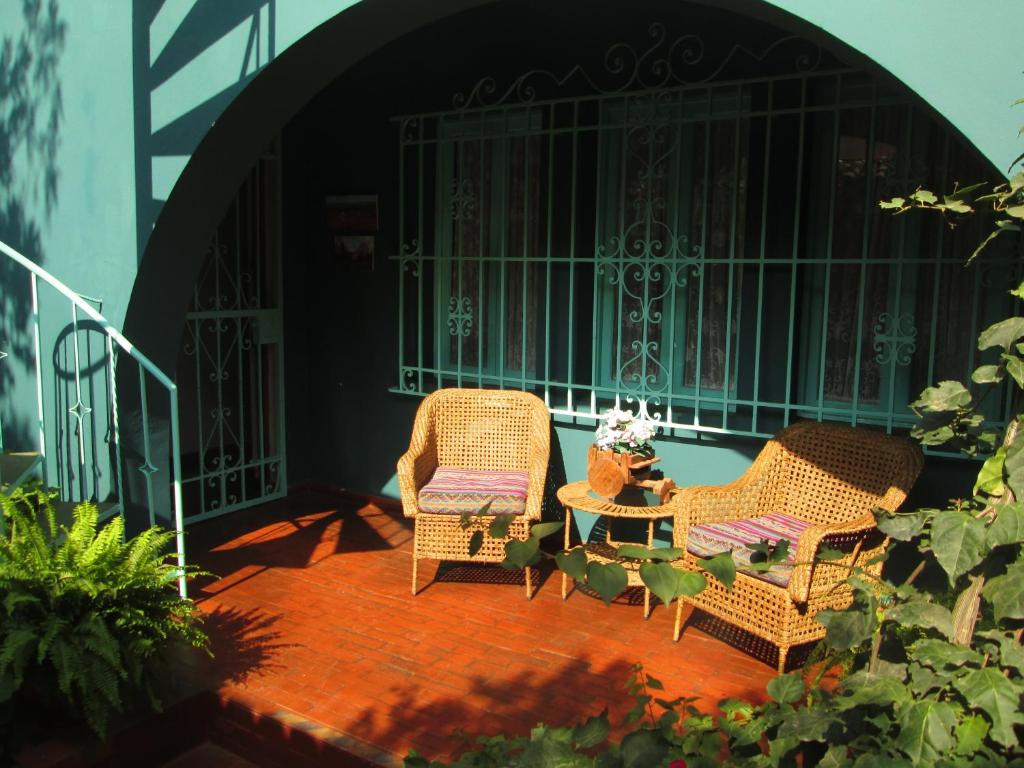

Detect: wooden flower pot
586,446,674,501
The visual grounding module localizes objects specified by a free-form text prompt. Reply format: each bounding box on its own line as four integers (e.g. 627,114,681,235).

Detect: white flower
594,407,656,454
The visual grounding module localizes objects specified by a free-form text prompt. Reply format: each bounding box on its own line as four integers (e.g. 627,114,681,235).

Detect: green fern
0,486,209,739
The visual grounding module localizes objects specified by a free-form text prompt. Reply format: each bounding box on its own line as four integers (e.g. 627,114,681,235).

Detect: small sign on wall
326,194,378,272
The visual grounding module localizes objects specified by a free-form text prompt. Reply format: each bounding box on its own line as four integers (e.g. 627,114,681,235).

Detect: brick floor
185,490,781,764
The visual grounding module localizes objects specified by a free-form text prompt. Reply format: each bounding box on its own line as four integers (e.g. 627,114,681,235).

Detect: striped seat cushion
418,467,530,516
686,512,813,587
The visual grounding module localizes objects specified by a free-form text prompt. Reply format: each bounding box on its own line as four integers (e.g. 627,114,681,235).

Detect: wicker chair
672,421,923,672
397,388,550,597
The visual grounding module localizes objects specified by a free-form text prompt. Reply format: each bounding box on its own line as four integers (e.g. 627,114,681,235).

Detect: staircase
0,238,187,596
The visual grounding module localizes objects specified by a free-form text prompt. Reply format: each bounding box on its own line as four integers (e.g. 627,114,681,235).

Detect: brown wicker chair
397,388,550,597
672,421,923,672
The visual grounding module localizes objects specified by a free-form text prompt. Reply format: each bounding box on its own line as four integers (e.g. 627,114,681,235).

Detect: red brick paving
185,490,778,764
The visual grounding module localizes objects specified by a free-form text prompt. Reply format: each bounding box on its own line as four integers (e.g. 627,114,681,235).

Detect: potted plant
587,407,673,500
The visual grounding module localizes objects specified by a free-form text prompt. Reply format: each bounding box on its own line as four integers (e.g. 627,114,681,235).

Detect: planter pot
586,446,659,499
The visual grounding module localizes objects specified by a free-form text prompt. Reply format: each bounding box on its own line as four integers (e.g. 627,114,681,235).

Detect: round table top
555,480,678,519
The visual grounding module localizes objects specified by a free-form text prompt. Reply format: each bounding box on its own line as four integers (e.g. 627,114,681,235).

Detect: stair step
0,451,42,487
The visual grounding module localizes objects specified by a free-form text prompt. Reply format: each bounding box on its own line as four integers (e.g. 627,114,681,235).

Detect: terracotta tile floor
185,490,779,764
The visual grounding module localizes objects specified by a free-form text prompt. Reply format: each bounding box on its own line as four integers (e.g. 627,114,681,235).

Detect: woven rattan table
556,480,678,618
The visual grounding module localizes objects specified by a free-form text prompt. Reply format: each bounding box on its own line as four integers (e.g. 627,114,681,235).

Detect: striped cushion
418,467,530,516
686,513,812,587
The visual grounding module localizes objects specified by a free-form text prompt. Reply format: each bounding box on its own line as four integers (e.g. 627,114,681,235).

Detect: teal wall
0,0,1020,533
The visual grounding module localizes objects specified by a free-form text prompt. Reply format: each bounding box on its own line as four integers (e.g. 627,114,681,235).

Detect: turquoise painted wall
764,0,1023,177
1,0,1019,330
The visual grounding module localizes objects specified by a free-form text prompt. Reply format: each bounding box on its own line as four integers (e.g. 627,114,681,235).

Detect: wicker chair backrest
757,421,923,526
425,388,548,472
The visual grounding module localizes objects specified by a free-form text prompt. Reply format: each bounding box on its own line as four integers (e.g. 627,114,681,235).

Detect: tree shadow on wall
0,0,66,447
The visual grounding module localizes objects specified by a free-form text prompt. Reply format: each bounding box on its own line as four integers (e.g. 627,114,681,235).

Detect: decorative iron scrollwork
452,24,821,111
447,296,473,337
873,312,917,366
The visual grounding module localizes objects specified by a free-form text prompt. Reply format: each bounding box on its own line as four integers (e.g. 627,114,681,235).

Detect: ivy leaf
1012,280,1024,300
954,667,1024,748
468,530,484,557
875,510,928,541
488,512,512,539
974,447,1007,496
852,755,912,768
675,570,708,597
895,700,957,763
777,709,840,742
988,502,1024,547
816,745,851,768
616,544,681,561
942,195,973,214
1003,353,1024,389
886,599,955,640
908,661,945,696
816,546,845,561
818,592,878,651
586,562,628,606
1004,437,1024,501
698,551,736,590
879,197,905,209
910,189,938,205
971,363,1006,384
503,537,540,569
555,547,588,582
911,639,984,669
911,380,971,412
572,709,610,749
619,729,669,768
983,562,1024,623
930,510,987,584
978,316,1024,351
836,670,910,709
529,521,563,540
766,673,804,704
978,629,1024,674
955,714,990,756
1007,204,1024,219
639,563,683,607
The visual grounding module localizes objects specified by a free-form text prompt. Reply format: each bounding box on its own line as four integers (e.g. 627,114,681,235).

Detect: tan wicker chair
672,421,923,672
397,388,550,597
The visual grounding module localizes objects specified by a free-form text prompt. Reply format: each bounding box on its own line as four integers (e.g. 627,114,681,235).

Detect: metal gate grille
392,26,1019,439
178,151,286,521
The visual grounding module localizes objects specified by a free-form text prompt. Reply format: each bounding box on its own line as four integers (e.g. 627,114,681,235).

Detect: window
392,36,1020,440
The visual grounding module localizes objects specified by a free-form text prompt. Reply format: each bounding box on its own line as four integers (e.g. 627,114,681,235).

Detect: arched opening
125,0,1011,524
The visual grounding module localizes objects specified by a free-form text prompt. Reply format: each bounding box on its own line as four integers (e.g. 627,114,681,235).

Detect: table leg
644,519,655,619
562,506,572,601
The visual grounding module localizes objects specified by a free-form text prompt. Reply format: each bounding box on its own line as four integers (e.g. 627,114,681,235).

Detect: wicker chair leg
673,599,684,642
411,521,420,596
777,645,789,674
525,566,534,599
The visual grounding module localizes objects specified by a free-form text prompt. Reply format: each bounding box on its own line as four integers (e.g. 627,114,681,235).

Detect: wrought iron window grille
390,23,1020,445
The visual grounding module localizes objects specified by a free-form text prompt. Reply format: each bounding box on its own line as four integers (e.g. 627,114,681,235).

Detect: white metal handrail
0,238,187,596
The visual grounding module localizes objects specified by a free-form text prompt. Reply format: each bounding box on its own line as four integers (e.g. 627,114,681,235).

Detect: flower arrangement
594,407,656,457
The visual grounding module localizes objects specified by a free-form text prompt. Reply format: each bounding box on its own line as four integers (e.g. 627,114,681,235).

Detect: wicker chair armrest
788,513,878,604
396,432,438,518
522,410,551,522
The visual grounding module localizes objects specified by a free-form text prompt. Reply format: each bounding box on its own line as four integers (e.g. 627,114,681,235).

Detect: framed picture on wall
326,194,378,271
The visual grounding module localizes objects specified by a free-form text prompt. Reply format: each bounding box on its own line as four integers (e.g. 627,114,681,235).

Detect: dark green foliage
0,487,208,738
